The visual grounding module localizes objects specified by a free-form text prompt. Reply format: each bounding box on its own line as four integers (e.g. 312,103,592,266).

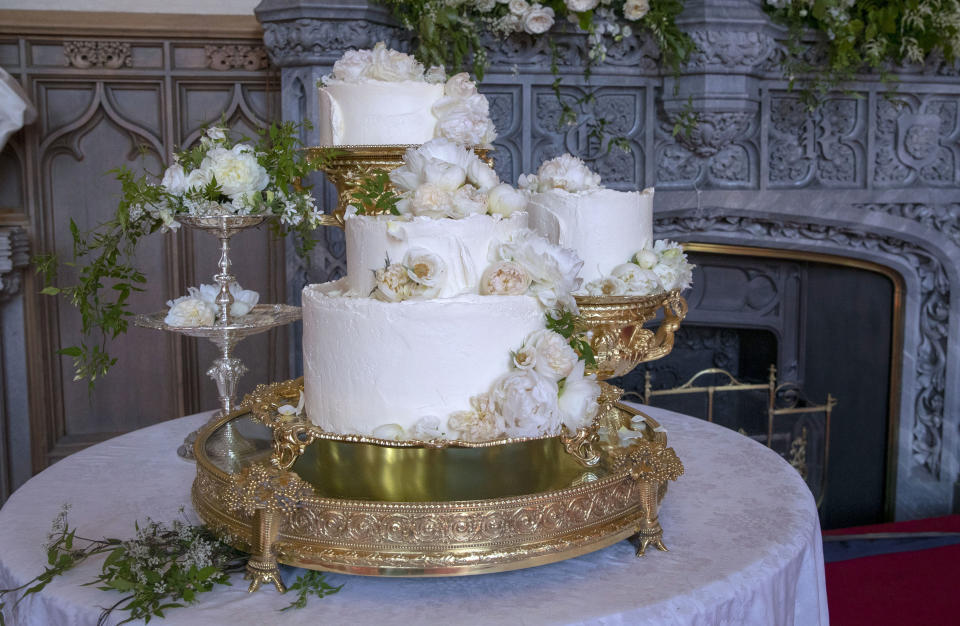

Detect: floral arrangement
518,152,602,193
388,138,527,218
765,0,960,105
0,506,340,625
164,282,260,327
36,122,333,384
372,247,448,301
582,240,693,296
373,325,599,442
485,229,583,312
323,43,497,146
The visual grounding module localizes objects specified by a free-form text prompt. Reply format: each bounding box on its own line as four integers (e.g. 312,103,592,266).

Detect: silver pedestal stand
134,214,301,459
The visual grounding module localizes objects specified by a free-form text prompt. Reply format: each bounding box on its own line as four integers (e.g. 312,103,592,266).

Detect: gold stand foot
631,514,668,557
245,559,286,593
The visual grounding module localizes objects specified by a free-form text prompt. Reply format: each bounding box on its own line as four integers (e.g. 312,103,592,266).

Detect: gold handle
317,212,345,229
651,292,687,354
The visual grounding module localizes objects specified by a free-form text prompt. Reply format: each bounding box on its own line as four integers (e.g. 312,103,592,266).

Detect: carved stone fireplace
250,0,960,521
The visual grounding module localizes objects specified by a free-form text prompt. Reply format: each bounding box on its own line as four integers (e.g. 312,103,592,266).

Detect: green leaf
40,286,61,296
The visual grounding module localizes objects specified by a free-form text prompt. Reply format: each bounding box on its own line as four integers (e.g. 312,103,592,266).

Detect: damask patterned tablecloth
0,407,828,625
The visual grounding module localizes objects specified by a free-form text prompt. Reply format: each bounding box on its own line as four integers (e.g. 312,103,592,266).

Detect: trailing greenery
765,0,960,107
0,506,342,625
546,308,597,367
35,122,336,388
350,170,402,215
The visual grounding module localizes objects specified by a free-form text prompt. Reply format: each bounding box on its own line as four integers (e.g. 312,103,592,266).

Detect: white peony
466,157,499,191
448,394,506,442
195,282,259,317
490,369,561,437
491,229,583,310
444,72,478,99
611,263,662,295
565,0,598,11
654,239,687,266
160,163,187,195
164,296,216,327
480,260,532,296
368,42,424,81
623,0,650,20
557,360,600,430
184,166,212,192
517,173,539,191
200,144,270,202
450,184,488,217
330,48,373,82
523,4,555,34
409,183,455,218
486,183,528,216
525,329,578,381
653,262,693,292
435,108,498,147
403,247,446,290
417,137,475,171
423,160,467,191
533,153,602,192
632,248,658,269
424,65,447,83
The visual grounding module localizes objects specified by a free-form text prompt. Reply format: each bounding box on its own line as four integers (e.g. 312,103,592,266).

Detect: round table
0,407,828,625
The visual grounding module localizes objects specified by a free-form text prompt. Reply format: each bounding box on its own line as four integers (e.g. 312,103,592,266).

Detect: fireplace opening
611,245,901,529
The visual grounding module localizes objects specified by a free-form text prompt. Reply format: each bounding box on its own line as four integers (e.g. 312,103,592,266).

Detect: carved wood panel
0,29,282,472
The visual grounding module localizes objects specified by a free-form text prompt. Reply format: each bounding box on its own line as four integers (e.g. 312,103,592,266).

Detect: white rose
444,72,478,99
164,296,216,327
374,263,415,302
331,48,373,82
490,369,561,437
632,248,658,269
466,157,500,191
409,183,454,218
480,260,532,296
535,153,602,192
525,329,578,381
598,275,628,296
557,360,600,430
523,4,555,34
450,184,488,217
565,0,598,11
495,13,523,33
512,345,537,370
161,163,187,195
487,183,528,216
509,0,530,15
623,0,650,20
403,247,446,288
201,144,270,201
423,160,467,191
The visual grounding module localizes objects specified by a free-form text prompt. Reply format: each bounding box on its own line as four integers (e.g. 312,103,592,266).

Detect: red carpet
824,516,960,625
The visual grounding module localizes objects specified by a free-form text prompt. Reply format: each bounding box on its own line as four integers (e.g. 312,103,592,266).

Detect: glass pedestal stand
133,214,301,459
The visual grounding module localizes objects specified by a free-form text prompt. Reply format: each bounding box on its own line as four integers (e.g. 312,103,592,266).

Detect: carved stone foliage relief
875,95,960,187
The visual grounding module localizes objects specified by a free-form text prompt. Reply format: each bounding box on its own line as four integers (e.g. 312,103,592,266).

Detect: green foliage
765,0,960,108
35,122,336,388
546,309,596,368
350,170,401,215
281,570,343,611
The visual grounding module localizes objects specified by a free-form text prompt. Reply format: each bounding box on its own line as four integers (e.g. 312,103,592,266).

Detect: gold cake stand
191,381,683,592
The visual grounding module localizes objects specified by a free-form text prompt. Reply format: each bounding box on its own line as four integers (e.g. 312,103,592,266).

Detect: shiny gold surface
575,289,688,379
191,382,683,581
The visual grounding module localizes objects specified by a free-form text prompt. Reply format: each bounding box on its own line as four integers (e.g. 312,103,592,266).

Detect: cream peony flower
330,48,373,82
164,296,216,327
558,360,600,430
368,42,424,81
486,183,528,216
517,173,539,191
653,262,693,292
565,0,598,11
632,248,658,269
403,247,447,290
409,183,455,218
195,282,259,317
423,160,467,191
450,184,488,217
435,108,498,147
533,153,602,192
623,0,650,20
586,276,628,296
525,329,578,381
480,260,532,296
448,394,507,442
611,263,662,295
200,144,270,202
491,369,561,437
160,163,187,195
654,239,686,266
444,72,478,99
466,157,499,191
523,4,555,34
491,229,583,310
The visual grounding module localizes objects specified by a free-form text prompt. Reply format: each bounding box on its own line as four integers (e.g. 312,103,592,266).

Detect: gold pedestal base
191,382,683,582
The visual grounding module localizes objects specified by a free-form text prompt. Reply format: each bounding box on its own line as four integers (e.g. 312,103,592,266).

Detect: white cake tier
526,187,654,284
317,80,444,146
302,280,546,437
345,212,529,298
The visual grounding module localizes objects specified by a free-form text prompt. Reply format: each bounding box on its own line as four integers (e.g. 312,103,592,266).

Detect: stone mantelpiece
256,0,960,519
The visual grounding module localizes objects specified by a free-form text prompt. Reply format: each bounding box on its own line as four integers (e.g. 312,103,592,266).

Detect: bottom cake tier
191,381,684,585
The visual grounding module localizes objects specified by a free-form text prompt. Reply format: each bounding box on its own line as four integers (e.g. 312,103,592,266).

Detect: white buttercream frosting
302,280,546,437
345,212,529,298
317,81,445,146
526,187,654,285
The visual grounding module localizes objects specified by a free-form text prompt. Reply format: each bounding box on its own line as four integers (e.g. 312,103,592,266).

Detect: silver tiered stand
134,214,301,459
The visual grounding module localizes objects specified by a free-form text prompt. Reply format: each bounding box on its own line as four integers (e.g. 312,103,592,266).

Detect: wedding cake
523,154,692,297
317,43,497,147
302,140,598,442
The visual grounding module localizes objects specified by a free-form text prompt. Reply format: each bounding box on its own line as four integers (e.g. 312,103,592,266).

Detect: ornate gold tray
191,382,683,591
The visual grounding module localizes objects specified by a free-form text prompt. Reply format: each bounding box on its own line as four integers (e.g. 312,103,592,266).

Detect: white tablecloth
0,407,828,625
